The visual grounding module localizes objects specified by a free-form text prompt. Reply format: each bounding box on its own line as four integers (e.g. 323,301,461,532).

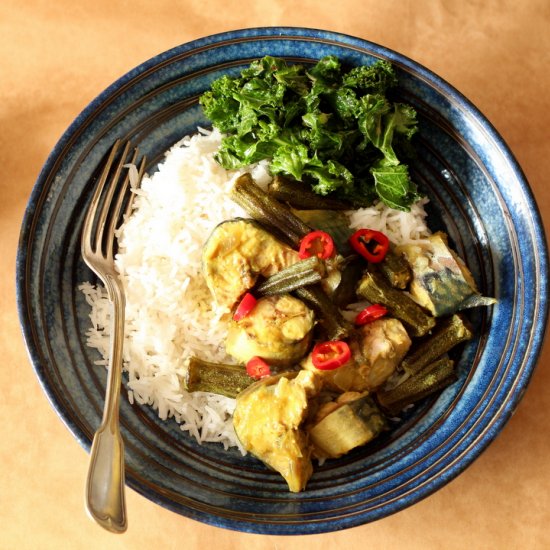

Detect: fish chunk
233,371,322,492
397,232,496,316
302,318,411,392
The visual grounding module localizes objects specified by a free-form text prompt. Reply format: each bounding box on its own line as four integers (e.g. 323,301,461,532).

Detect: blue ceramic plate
17,28,549,534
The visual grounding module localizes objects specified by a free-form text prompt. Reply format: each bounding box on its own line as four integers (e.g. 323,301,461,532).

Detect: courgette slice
225,294,315,367
308,393,387,458
202,218,299,309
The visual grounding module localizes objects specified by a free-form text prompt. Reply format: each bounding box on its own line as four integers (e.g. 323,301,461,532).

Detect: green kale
199,55,421,210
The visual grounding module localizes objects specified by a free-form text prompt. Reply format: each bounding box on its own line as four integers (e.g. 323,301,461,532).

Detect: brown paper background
2,1,549,548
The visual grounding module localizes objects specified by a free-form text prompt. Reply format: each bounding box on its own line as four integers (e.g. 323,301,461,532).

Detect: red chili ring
349,228,389,263
233,292,257,321
311,340,351,371
355,304,388,326
298,230,335,260
246,356,271,379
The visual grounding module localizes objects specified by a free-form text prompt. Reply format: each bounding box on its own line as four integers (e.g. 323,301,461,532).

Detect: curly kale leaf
371,163,421,211
199,55,421,210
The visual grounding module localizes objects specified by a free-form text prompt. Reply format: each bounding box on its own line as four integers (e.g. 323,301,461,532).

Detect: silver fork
81,139,146,533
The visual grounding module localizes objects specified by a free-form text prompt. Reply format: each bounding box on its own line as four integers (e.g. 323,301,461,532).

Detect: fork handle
85,278,127,533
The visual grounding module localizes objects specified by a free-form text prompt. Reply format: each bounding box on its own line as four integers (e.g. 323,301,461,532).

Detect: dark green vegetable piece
376,357,457,416
291,208,354,256
200,55,421,210
294,285,353,341
231,173,311,247
268,175,353,210
356,269,435,337
401,313,473,376
331,255,364,307
256,256,327,296
379,249,412,289
184,356,253,398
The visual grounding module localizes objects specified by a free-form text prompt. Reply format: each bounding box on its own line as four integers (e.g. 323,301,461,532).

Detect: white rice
80,128,430,450
346,197,431,245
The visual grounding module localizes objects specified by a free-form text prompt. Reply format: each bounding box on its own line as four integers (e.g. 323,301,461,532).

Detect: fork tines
82,140,146,264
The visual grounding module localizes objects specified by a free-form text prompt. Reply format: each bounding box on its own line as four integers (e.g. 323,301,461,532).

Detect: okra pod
401,313,473,375
268,175,353,210
295,284,353,341
256,256,327,296
231,173,312,247
376,357,457,416
356,269,435,337
331,255,365,307
184,356,253,398
379,249,412,290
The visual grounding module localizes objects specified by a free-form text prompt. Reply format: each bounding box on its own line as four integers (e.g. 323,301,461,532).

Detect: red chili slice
298,230,335,260
311,340,351,371
233,292,257,321
246,356,271,379
355,304,388,326
349,229,389,263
